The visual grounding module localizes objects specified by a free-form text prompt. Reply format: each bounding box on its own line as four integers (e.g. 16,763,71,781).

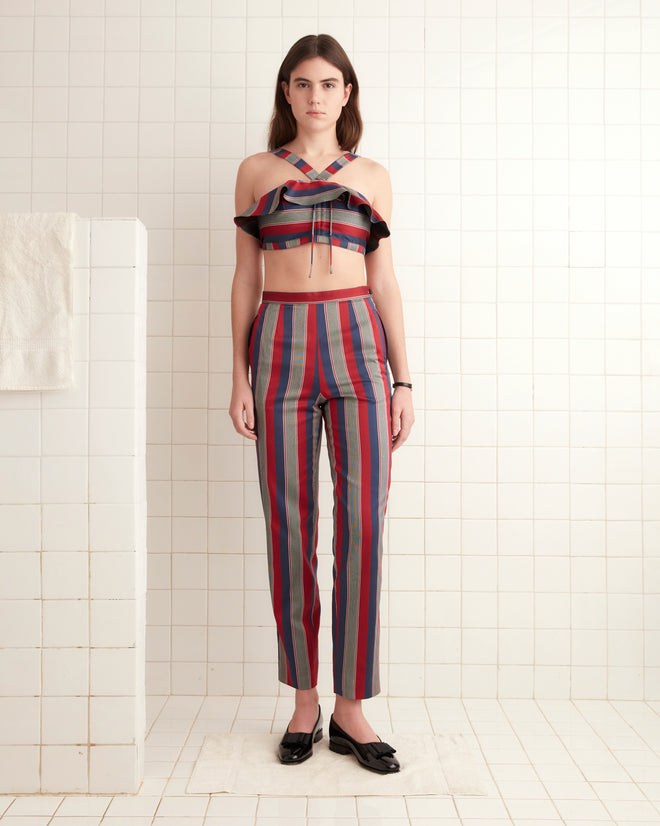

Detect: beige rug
186,732,487,796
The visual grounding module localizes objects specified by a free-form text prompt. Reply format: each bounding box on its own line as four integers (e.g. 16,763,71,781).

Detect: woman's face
281,56,352,133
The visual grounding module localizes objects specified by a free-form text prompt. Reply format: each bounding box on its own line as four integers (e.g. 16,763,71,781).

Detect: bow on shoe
281,731,311,746
366,741,397,758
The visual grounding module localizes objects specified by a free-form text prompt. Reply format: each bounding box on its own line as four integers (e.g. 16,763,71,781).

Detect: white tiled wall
0,2,658,705
0,217,147,793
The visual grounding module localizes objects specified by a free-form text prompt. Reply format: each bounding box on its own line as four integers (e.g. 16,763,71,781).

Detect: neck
286,130,342,160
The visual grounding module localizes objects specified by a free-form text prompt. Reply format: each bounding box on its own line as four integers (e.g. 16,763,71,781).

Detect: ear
342,82,352,107
281,79,291,104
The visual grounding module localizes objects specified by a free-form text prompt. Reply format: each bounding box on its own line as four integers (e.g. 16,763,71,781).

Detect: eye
324,83,335,88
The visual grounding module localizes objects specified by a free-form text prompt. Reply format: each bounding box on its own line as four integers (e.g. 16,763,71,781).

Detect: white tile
90,649,136,696
41,747,88,794
0,458,39,504
89,744,139,793
41,409,87,456
0,698,40,744
90,315,136,361
41,457,87,504
55,797,112,817
89,409,136,455
90,600,135,647
3,796,63,816
0,551,40,599
89,456,136,504
103,796,160,817
42,600,88,647
91,219,139,267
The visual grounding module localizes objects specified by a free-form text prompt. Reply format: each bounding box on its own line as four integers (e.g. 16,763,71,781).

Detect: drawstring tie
307,201,334,277
329,201,333,274
308,203,316,277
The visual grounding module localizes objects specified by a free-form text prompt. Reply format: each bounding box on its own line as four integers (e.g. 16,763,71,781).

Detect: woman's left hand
391,387,414,451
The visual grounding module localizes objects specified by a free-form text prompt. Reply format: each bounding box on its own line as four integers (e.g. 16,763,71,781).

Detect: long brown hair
267,34,362,153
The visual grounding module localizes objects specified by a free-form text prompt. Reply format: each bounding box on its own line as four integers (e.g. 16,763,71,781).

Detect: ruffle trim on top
234,179,391,254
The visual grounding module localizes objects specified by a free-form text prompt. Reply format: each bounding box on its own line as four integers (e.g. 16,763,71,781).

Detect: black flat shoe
278,704,323,764
328,714,400,773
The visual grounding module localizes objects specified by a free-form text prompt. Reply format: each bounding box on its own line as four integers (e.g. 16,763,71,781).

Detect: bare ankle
294,687,319,709
333,696,363,717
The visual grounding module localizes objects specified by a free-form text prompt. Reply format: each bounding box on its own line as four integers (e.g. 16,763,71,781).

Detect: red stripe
262,286,371,303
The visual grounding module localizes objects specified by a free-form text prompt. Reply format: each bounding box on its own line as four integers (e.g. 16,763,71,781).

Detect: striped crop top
233,148,390,276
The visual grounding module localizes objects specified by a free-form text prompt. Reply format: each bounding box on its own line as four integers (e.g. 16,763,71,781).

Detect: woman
229,34,414,774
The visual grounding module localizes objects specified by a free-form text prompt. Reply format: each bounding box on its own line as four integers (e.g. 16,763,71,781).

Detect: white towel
0,213,76,391
186,732,488,796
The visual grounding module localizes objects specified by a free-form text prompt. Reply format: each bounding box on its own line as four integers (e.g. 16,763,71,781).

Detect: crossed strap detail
273,147,357,181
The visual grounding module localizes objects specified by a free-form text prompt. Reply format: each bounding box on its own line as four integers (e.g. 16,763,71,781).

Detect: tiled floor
1,696,659,825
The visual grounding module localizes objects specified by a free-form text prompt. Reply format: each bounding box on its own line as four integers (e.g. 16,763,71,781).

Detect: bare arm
365,164,414,451
229,157,264,441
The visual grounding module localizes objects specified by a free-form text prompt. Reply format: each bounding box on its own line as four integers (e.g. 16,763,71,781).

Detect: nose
308,84,321,103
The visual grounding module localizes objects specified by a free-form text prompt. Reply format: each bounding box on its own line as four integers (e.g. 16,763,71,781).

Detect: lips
307,111,324,116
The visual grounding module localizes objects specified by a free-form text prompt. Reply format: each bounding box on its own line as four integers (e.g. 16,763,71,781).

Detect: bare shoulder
355,156,392,218
235,152,276,210
237,151,274,180
356,156,391,184
355,156,392,204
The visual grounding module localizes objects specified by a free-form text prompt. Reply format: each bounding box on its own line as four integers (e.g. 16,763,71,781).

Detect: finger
229,410,257,441
391,414,413,451
244,403,255,432
391,407,401,438
392,427,409,450
239,419,257,440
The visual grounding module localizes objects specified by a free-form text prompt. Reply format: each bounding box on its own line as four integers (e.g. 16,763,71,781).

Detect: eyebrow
292,76,340,83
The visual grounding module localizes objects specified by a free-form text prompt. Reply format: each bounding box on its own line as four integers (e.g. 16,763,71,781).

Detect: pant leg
250,299,324,690
316,294,392,699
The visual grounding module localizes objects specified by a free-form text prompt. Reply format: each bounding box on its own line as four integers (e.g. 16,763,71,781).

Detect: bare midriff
262,243,367,293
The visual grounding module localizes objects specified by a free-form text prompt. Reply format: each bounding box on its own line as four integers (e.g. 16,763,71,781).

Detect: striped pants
248,285,392,699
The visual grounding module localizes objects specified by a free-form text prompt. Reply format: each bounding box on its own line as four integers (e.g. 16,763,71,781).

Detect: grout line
566,0,573,704
34,0,43,790
421,0,426,709
602,4,609,703
495,0,500,703
530,0,536,701
639,0,646,704
206,0,212,701
457,0,463,708
169,0,177,701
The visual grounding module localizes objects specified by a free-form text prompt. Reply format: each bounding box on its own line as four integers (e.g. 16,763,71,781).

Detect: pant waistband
261,286,371,304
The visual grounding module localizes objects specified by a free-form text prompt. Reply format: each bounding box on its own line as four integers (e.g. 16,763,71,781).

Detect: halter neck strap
273,147,358,181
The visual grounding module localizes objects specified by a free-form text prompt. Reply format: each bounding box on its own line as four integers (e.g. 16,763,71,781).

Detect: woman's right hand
229,378,257,441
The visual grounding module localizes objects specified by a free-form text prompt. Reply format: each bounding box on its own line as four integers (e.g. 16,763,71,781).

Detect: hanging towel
0,213,76,391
